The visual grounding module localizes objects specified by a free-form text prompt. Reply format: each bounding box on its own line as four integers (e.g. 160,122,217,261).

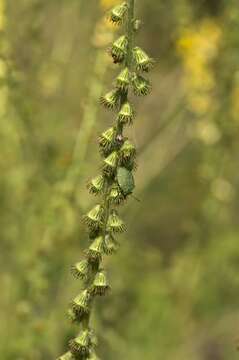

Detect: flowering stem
58,0,154,358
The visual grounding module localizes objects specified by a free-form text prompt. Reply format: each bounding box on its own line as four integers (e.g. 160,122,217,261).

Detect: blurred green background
1,0,239,359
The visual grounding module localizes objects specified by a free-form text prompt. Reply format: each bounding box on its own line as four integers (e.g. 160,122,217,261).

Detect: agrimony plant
58,1,153,358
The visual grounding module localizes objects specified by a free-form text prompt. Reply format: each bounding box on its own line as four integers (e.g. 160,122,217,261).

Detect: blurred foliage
0,0,239,359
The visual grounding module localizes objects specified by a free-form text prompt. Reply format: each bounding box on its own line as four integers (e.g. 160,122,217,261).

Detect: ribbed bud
103,151,119,175
87,175,105,195
110,35,128,63
91,271,110,296
57,351,73,360
117,167,135,196
86,236,105,262
133,46,154,72
71,290,91,319
100,89,120,110
116,67,131,90
132,73,151,96
117,102,135,125
99,127,116,154
83,205,104,230
109,2,128,25
107,210,126,233
108,184,125,204
71,259,89,279
104,234,119,255
119,140,136,164
69,331,91,357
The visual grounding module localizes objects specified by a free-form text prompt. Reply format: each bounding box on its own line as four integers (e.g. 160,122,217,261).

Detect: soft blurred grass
0,0,239,359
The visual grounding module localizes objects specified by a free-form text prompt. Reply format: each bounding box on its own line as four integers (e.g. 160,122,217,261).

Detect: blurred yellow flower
177,19,221,116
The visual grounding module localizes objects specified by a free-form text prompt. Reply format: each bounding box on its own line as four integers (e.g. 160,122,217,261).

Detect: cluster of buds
58,1,153,359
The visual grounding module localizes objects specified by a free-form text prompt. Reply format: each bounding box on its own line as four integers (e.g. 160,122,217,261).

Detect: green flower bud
100,89,120,110
132,73,151,96
107,210,126,233
109,2,128,25
108,184,125,204
110,35,128,63
116,67,131,90
69,331,91,357
99,127,116,154
87,175,105,195
103,151,119,175
83,205,104,230
86,236,105,261
71,259,89,279
71,290,91,319
119,140,136,164
133,46,154,72
117,102,135,125
91,271,110,296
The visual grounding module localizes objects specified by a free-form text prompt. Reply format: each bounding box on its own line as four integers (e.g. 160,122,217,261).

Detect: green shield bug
117,167,135,196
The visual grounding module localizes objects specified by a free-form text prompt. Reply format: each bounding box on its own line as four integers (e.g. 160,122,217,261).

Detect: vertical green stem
117,0,135,136
126,0,135,70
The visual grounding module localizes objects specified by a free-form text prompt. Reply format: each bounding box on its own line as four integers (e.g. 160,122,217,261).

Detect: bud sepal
133,46,154,72
107,210,126,233
116,67,131,90
91,271,110,296
132,73,151,96
99,127,116,155
71,290,91,320
103,151,119,176
88,175,105,195
100,90,120,110
83,205,104,230
71,259,89,279
108,184,125,204
69,331,91,357
119,140,136,164
117,102,135,125
110,35,128,63
109,2,128,25
86,236,105,262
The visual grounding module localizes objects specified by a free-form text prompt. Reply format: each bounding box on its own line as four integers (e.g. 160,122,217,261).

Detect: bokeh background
1,0,239,359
